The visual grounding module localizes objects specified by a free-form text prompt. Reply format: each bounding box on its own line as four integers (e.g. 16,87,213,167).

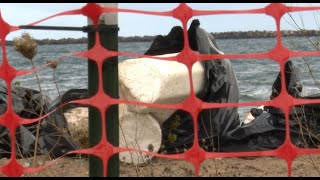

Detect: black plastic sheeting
145,19,320,153
0,86,88,159
145,19,241,153
1,19,320,159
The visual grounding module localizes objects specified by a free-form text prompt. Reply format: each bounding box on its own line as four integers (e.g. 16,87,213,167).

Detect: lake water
3,36,320,119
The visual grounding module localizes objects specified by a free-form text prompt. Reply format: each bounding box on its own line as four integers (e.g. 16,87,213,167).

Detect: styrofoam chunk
119,53,205,116
119,112,161,165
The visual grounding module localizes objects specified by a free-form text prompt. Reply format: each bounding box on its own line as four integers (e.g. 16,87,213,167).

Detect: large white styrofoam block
119,53,205,116
119,110,162,165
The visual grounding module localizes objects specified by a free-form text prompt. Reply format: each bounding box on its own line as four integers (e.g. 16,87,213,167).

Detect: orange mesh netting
1,3,320,177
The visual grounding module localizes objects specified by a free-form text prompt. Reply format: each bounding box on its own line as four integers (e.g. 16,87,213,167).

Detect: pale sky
0,3,320,40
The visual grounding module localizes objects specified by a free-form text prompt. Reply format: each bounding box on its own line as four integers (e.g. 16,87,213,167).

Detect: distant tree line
3,30,320,45
5,37,88,46
212,29,320,39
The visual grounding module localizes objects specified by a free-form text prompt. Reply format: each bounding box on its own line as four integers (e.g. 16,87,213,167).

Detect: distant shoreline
3,29,319,45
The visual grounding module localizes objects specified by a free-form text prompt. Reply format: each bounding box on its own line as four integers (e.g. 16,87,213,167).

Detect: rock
64,107,89,149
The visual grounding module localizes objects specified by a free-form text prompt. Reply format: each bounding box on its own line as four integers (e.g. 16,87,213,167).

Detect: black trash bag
265,60,303,115
195,25,240,141
250,108,263,118
262,92,320,149
222,112,286,152
270,60,302,100
146,19,320,153
144,26,184,55
0,84,50,158
243,60,302,124
0,126,11,158
145,19,240,153
0,85,87,159
223,60,320,151
42,89,89,158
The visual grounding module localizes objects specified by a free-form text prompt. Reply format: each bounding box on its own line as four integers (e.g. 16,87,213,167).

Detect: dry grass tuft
13,33,37,60
47,60,58,69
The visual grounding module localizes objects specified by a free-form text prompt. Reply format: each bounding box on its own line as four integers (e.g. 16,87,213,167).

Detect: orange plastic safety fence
0,3,320,177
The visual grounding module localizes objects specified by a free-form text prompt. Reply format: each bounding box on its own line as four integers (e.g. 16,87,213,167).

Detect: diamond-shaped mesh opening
193,59,280,103
290,104,320,149
288,57,320,97
120,155,194,177
17,153,88,177
118,14,182,54
187,13,276,54
0,126,11,159
282,9,320,52
118,103,193,155
291,154,320,177
199,157,287,177
199,106,286,153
